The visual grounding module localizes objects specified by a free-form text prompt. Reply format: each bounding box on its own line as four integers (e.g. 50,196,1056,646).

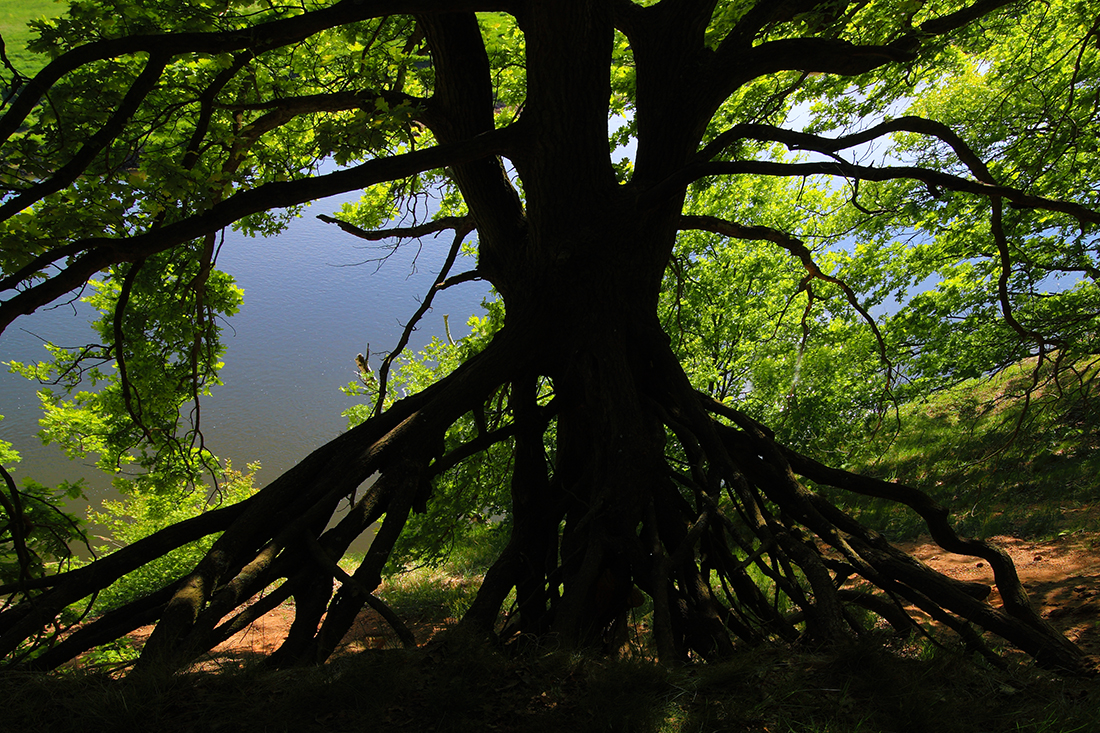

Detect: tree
1,0,1098,674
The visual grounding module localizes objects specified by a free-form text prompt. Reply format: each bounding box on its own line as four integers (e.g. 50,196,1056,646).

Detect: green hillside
834,358,1100,540
1,0,61,77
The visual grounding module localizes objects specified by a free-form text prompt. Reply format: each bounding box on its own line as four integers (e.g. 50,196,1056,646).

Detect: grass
0,0,59,77
828,358,1100,540
3,635,1097,733
11,355,1093,731
337,538,501,627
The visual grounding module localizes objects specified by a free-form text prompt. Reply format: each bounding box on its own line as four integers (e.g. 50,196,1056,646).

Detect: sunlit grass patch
829,358,1100,540
1,0,59,77
378,563,483,623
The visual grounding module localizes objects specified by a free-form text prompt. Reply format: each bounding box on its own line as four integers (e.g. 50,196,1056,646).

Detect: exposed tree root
0,329,1090,676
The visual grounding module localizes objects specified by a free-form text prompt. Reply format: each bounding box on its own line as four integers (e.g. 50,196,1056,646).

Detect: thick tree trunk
546,313,666,647
0,1,1092,679
1,242,1090,671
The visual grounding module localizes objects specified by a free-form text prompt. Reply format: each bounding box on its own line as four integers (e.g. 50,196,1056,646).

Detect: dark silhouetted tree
1,0,1097,674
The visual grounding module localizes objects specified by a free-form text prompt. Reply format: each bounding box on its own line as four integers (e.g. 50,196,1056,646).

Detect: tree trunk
0,0,1092,678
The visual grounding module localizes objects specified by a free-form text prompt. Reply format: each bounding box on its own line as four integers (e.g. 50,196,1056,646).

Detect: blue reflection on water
0,184,491,495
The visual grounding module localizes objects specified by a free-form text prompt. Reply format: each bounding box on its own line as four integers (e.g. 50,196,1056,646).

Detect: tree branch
0,466,33,593
0,127,515,336
696,116,994,172
112,259,155,444
704,0,1018,116
679,214,894,382
317,214,473,241
373,220,477,415
0,52,170,223
0,500,247,658
301,530,416,648
736,37,918,78
419,12,527,290
917,0,1019,36
0,0,515,143
642,159,1100,226
220,89,433,143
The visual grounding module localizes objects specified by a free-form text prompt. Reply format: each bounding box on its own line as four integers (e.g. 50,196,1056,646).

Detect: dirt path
126,599,449,670
901,532,1100,658
125,533,1100,668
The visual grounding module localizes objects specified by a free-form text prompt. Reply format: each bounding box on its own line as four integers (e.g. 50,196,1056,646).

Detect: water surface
0,186,492,497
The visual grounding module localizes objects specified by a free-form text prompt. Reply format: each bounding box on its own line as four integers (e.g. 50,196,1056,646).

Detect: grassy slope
832,358,1100,540
1,0,58,77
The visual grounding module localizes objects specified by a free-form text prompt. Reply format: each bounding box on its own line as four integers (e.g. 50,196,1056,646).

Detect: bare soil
125,598,453,670
900,532,1100,660
124,532,1100,669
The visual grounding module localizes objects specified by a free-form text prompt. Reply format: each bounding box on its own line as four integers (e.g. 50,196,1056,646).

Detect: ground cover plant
0,0,55,79
2,626,1099,732
1,0,1100,689
830,358,1100,541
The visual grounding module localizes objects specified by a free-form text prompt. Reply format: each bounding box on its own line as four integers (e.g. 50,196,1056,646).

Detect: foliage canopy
0,0,1098,675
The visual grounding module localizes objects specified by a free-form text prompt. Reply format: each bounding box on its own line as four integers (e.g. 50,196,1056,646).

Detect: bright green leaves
329,182,402,234
670,0,1100,457
701,0,930,52
663,221,888,458
704,1,756,48
694,0,1100,421
84,460,257,615
26,0,294,54
10,245,243,495
312,101,421,168
343,299,510,571
609,29,635,112
0,476,87,586
3,10,435,250
906,0,1100,208
1,6,440,500
478,12,526,126
0,425,87,585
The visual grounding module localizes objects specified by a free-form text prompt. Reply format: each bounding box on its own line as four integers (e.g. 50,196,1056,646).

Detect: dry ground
902,533,1100,661
121,532,1100,669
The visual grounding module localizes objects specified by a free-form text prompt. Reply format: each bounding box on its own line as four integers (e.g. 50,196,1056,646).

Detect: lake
0,184,493,499
1,118,636,508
